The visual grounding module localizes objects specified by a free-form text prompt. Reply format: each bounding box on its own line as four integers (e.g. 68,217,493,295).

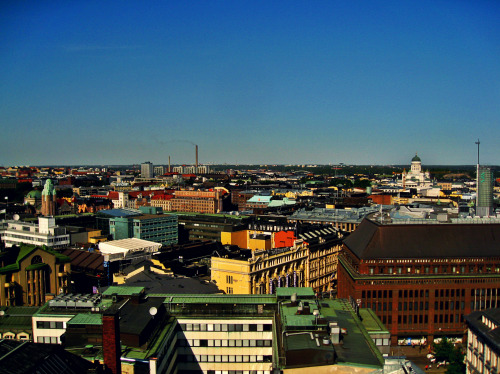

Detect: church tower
41,179,57,216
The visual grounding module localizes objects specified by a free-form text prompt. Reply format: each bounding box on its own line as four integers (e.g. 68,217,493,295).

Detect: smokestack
168,155,171,173
102,307,122,374
195,145,198,174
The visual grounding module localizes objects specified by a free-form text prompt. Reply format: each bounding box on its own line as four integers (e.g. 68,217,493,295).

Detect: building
477,166,494,217
399,154,432,189
173,189,227,214
176,212,250,243
0,216,70,249
0,306,38,341
141,161,154,179
212,226,343,295
41,179,57,216
288,206,381,232
465,308,500,374
337,217,500,344
153,165,165,176
109,213,178,246
25,285,388,373
0,244,71,307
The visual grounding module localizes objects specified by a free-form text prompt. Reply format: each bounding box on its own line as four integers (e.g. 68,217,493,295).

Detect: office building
140,161,154,179
477,166,494,217
109,214,178,246
337,217,500,344
1,217,70,249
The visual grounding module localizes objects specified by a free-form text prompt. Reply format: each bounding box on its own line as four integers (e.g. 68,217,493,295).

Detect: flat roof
163,294,276,305
102,286,145,296
98,238,162,253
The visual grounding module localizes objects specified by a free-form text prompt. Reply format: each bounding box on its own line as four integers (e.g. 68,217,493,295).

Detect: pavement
391,345,448,373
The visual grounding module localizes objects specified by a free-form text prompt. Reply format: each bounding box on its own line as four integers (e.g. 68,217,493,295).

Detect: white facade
32,314,73,344
0,217,70,248
141,162,154,179
177,318,274,374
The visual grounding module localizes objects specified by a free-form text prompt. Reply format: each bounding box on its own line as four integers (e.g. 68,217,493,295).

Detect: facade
141,161,154,179
176,212,250,242
0,217,70,249
337,217,500,344
110,213,178,246
41,179,57,216
0,244,71,307
170,189,226,214
153,165,165,176
465,308,500,374
212,226,343,295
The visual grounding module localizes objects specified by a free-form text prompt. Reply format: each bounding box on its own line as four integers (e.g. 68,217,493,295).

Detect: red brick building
337,218,500,344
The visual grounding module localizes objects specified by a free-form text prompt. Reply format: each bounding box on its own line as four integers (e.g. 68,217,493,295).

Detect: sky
1,1,499,166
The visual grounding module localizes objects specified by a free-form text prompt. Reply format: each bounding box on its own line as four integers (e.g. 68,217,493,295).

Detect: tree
432,338,465,374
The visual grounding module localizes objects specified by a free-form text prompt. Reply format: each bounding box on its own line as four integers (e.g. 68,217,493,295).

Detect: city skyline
1,1,499,166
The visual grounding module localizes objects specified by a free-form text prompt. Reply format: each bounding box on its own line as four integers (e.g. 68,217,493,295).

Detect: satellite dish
13,214,20,221
0,311,5,316
149,307,157,317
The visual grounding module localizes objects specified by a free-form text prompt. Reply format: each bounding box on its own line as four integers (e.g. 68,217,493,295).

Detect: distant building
109,214,178,246
140,161,153,179
153,165,165,176
41,179,57,216
477,166,494,217
1,217,70,249
399,153,432,189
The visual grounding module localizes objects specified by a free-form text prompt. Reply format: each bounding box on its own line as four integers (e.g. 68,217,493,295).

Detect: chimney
102,307,121,374
168,155,171,173
195,145,198,174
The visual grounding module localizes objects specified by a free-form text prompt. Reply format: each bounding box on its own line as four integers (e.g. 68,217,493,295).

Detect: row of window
36,321,64,329
364,288,500,300
180,323,272,332
178,354,272,363
179,339,272,347
37,336,58,344
368,264,500,275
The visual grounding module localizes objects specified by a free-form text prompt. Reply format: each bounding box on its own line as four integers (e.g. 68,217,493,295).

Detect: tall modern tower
475,139,493,217
140,162,153,179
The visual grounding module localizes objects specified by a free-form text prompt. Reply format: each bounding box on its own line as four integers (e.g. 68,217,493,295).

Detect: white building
0,217,70,249
399,154,432,189
141,161,154,179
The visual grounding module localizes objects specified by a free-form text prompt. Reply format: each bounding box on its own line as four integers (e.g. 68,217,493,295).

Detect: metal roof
163,294,276,305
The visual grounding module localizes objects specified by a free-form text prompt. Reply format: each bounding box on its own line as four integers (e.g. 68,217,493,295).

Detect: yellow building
212,227,343,295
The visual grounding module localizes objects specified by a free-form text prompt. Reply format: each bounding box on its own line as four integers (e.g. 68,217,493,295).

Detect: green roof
67,313,102,326
163,294,276,305
358,308,389,333
276,287,316,299
25,262,48,271
102,286,145,296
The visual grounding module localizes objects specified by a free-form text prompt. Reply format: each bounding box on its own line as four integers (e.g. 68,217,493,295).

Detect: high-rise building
140,162,153,179
477,166,493,217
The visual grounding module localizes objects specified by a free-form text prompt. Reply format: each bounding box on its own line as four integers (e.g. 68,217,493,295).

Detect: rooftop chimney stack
102,307,122,374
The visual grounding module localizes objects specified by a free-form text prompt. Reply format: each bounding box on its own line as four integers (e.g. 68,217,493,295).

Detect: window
226,287,233,294
226,275,233,284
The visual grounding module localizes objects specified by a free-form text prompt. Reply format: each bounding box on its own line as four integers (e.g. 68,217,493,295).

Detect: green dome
26,190,42,199
411,153,421,162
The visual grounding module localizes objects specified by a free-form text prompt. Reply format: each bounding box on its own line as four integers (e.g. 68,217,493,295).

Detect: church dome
411,154,421,162
26,190,42,199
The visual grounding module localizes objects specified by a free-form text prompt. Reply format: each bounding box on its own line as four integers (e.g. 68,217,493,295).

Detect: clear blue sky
1,1,499,166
